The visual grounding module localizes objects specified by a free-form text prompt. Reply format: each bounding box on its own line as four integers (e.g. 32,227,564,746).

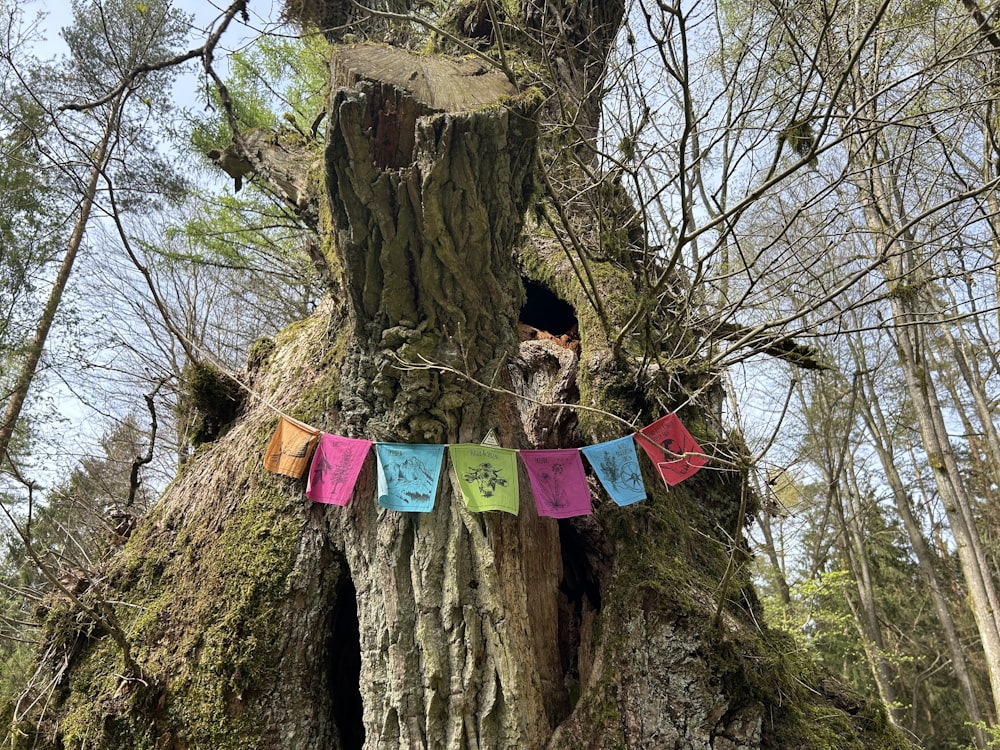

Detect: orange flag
263,416,320,479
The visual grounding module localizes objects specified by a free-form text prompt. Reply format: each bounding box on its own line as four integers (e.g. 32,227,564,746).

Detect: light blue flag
376,443,446,512
581,436,647,506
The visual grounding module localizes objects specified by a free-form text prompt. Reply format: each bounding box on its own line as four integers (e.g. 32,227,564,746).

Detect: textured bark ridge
325,44,536,443
320,44,567,748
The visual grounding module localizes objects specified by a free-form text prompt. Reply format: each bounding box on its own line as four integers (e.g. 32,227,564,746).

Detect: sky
24,0,287,95
7,0,292,487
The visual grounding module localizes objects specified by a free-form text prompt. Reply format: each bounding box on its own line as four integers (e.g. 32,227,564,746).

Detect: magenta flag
306,434,373,506
634,413,707,486
520,449,592,518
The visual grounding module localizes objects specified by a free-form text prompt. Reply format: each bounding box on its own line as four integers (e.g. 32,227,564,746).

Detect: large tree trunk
17,12,912,750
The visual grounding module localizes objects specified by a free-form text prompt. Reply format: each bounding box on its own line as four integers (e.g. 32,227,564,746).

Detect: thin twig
390,351,732,466
126,383,163,509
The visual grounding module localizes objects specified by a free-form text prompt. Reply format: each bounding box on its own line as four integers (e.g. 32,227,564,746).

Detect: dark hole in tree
330,574,365,750
556,519,602,717
520,279,578,337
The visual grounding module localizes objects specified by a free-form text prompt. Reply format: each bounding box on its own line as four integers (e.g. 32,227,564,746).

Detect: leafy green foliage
51,0,193,209
964,723,1000,750
0,99,59,405
758,476,985,749
189,34,328,153
5,417,153,582
0,416,153,726
61,0,189,104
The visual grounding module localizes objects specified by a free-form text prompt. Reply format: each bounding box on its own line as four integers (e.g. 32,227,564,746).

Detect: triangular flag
634,413,708,486
375,443,445,512
581,436,647,506
449,445,519,514
520,449,591,518
263,416,320,479
306,434,373,506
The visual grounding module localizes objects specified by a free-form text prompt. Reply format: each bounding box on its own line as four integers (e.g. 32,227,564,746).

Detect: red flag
634,413,708,486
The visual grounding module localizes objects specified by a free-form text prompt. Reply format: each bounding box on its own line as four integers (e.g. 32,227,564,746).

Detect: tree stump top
331,44,518,112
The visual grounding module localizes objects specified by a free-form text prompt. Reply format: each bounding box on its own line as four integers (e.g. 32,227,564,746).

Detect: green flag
449,445,519,515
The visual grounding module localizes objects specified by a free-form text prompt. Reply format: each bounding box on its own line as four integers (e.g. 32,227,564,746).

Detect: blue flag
581,436,647,506
375,443,445,512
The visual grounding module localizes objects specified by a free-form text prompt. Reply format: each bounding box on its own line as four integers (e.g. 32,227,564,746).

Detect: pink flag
520,449,591,518
306,434,373,506
634,413,708,486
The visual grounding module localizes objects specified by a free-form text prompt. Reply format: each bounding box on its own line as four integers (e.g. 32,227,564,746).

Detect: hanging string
174,329,720,471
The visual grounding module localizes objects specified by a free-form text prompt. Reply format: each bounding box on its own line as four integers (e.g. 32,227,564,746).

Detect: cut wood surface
332,44,517,112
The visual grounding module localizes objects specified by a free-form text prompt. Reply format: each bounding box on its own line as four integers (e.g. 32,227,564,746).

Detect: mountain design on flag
376,443,445,512
396,456,436,485
391,455,436,503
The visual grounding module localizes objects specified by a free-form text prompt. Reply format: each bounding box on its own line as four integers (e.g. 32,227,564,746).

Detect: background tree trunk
856,367,990,744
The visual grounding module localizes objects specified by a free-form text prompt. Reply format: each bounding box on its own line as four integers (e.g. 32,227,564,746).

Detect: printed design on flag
598,449,643,495
634,413,707,487
306,435,372,506
376,443,445,512
450,445,519,515
463,463,508,497
310,450,334,485
521,449,591,518
263,416,320,479
582,436,647,506
535,462,567,509
394,454,438,503
271,437,311,462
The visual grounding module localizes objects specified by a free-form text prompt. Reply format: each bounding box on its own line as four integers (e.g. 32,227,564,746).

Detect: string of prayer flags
375,443,445,512
264,416,321,479
521,449,592,518
449,445,519,515
264,405,706,515
306,434,373,506
634,413,708,487
581,436,647,506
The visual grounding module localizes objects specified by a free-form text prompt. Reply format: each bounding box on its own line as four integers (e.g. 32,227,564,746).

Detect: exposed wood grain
332,44,517,112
